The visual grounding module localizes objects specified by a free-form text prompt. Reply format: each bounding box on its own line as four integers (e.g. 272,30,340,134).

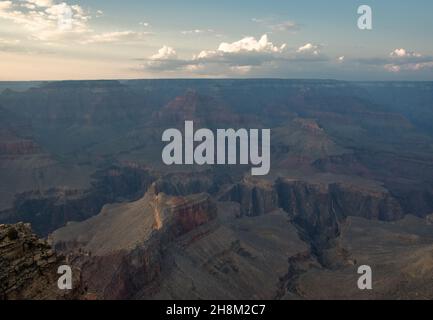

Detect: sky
0,0,433,80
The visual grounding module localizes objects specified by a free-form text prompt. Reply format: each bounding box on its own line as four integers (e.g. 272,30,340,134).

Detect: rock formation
0,223,82,300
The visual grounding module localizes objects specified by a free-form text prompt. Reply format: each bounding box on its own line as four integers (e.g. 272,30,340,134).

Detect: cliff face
219,178,278,217
0,223,82,300
1,164,156,236
329,183,404,221
219,178,404,268
154,171,232,197
52,187,217,299
276,179,346,268
168,194,218,236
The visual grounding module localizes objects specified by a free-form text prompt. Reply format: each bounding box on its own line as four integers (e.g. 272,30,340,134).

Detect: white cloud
230,65,252,74
390,48,421,58
0,1,147,46
383,48,433,72
338,56,345,62
181,29,214,35
297,43,320,55
139,21,150,27
218,34,286,53
141,34,328,76
26,0,53,7
384,64,401,73
82,31,149,44
0,0,90,41
251,17,265,23
252,17,300,33
150,45,177,60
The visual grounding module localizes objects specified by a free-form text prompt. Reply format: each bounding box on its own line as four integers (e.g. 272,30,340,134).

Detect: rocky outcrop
329,183,404,221
167,193,218,236
52,187,217,299
0,223,83,300
219,178,278,217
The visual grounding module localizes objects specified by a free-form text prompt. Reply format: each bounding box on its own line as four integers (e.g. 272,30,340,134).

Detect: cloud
385,48,433,72
390,48,421,58
270,21,299,32
252,17,300,33
251,17,265,23
139,21,150,27
229,65,252,74
0,1,12,10
0,1,149,47
384,64,402,73
297,43,320,55
353,48,433,74
140,34,329,76
217,34,286,53
26,0,53,7
82,31,150,44
150,45,177,60
0,37,21,52
0,0,90,41
143,45,182,71
0,37,19,44
181,29,214,35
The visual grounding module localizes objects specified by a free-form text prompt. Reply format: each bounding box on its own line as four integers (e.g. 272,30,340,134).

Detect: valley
1,79,433,299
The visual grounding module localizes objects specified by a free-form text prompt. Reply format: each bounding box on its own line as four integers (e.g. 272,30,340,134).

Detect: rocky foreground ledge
0,223,83,300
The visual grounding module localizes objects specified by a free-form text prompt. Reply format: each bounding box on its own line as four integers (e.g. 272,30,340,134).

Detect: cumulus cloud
140,34,329,76
150,45,177,60
385,48,433,72
143,46,183,71
297,43,320,55
355,48,433,74
217,34,285,53
390,48,421,58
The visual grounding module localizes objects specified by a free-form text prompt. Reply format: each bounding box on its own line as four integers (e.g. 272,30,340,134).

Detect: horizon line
1,78,433,83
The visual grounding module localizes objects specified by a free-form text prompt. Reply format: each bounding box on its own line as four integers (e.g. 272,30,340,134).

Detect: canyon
1,79,433,299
